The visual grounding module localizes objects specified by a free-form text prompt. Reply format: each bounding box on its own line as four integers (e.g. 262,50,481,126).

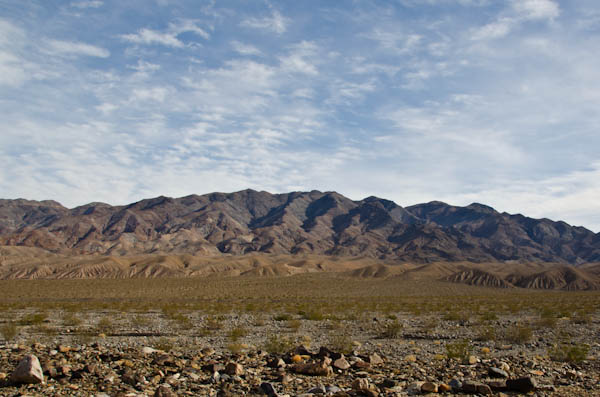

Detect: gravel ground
1,310,599,396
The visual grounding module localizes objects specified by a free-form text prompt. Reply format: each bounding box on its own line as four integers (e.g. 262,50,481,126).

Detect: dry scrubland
0,275,599,396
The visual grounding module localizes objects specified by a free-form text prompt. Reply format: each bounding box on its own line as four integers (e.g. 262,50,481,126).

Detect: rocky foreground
1,313,599,396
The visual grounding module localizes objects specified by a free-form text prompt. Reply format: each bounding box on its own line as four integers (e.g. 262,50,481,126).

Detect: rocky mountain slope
1,190,599,264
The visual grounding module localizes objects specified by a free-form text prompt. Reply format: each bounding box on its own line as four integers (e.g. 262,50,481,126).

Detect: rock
380,378,396,388
291,361,332,376
421,382,438,393
448,379,462,390
352,378,379,397
438,383,451,392
487,380,507,391
506,377,537,393
154,384,177,397
260,382,280,396
268,358,286,368
10,354,44,384
468,355,478,364
291,354,303,363
333,357,351,370
499,362,510,372
489,367,509,378
307,384,326,394
326,385,342,393
368,353,384,365
143,346,159,355
462,381,491,394
225,362,244,376
352,378,369,391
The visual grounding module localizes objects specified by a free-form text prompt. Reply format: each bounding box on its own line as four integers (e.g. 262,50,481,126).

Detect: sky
1,0,600,232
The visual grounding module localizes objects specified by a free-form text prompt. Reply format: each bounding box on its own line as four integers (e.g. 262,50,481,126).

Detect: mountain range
1,189,599,263
1,190,600,289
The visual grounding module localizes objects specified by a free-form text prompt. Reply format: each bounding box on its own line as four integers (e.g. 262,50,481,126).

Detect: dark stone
507,377,537,393
260,382,280,397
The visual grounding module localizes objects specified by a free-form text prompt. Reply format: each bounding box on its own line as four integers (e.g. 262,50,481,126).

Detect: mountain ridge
1,189,599,265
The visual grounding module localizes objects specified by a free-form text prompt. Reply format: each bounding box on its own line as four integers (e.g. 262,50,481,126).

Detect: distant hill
1,190,599,265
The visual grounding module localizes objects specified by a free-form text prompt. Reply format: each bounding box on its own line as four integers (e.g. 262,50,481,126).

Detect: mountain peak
0,190,596,265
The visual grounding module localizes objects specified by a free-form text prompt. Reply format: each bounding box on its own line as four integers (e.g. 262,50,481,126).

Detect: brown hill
507,265,600,291
1,190,599,266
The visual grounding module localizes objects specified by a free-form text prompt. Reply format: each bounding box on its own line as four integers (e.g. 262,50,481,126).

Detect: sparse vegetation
263,334,295,354
476,326,496,342
229,326,248,341
549,342,590,363
96,317,114,334
505,323,533,344
1,321,19,341
445,340,472,362
328,332,354,355
379,320,403,339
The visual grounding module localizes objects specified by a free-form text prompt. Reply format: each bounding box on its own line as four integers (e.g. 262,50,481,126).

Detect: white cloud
121,28,184,47
513,0,560,21
241,10,289,34
471,18,514,40
70,1,103,9
121,20,209,48
231,40,261,56
46,39,110,58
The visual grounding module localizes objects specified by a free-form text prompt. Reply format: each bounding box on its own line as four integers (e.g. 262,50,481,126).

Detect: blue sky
1,0,600,231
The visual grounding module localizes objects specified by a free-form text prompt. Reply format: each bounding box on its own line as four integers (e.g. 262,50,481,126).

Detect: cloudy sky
1,0,600,231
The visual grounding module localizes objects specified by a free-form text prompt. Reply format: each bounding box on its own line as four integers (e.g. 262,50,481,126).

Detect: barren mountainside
1,190,600,264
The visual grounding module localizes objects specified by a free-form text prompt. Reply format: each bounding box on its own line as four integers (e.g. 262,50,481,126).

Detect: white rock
142,346,159,355
10,354,44,384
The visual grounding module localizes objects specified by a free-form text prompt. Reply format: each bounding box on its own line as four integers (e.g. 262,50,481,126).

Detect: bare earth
1,274,599,396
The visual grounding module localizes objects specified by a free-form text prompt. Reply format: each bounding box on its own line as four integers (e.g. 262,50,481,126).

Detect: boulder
10,354,44,384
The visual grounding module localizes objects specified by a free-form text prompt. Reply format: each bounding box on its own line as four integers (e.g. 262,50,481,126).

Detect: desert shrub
379,320,403,339
570,312,591,325
476,326,496,342
537,308,558,329
1,321,19,341
299,334,312,347
443,311,469,324
479,311,498,322
19,312,47,326
227,342,245,354
300,309,324,321
171,313,193,330
96,317,114,334
154,337,174,352
328,332,354,355
286,319,302,332
62,312,82,327
273,313,292,322
130,314,151,328
229,326,248,341
505,324,533,344
263,335,294,354
445,340,472,362
204,315,223,331
421,317,439,334
549,342,590,363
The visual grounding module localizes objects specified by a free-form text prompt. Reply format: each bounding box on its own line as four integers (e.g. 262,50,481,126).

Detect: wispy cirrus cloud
70,0,103,9
1,1,600,233
120,20,209,48
45,39,110,58
241,10,289,34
